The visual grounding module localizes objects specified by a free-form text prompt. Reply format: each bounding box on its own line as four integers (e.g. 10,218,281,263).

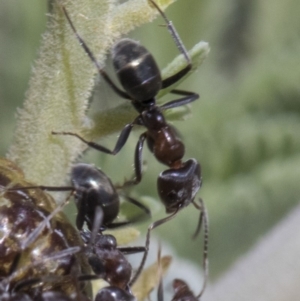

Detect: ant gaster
57,0,202,229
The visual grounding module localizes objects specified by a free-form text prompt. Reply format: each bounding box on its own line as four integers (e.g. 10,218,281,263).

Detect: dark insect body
57,0,201,218
10,163,150,236
170,279,201,301
0,158,90,299
57,0,204,285
81,230,145,291
6,162,148,289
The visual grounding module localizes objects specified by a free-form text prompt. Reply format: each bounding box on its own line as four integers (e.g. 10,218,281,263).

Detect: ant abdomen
112,38,162,102
157,159,201,213
71,163,120,230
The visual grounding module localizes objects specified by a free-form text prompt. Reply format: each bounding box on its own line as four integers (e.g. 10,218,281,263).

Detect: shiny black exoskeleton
8,163,150,235
57,0,205,285
58,0,201,216
94,286,135,301
81,230,145,290
71,164,120,231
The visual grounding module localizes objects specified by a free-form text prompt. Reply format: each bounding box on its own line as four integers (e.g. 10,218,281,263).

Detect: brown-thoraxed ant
55,0,201,219
1,159,145,299
55,0,204,285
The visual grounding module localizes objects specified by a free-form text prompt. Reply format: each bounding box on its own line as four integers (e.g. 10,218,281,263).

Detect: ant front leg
121,132,147,187
160,89,199,111
52,123,134,155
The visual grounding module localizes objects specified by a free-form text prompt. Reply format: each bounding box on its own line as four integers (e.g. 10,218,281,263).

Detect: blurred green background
1,0,300,284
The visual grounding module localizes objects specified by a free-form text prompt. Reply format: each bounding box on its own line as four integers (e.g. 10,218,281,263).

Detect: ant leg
118,246,146,255
6,185,74,192
129,208,180,286
122,132,147,187
160,89,199,111
147,0,192,89
52,122,134,155
61,6,131,100
122,195,151,217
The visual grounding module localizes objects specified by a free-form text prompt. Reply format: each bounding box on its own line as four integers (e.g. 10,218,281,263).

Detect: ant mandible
56,0,202,229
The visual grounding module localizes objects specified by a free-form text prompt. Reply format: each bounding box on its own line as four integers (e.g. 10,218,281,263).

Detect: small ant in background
154,202,209,301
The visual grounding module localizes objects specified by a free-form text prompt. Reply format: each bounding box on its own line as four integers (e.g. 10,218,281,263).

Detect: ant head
172,279,199,301
157,159,201,213
112,38,162,103
71,163,120,227
95,286,135,301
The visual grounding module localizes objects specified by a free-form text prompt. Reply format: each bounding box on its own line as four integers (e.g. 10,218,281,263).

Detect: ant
80,229,146,290
0,158,90,296
6,162,150,286
8,163,151,237
55,0,202,227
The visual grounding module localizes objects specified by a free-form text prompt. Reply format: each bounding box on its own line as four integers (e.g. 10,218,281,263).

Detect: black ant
5,162,150,286
55,0,202,225
8,163,151,237
56,0,204,285
0,158,90,296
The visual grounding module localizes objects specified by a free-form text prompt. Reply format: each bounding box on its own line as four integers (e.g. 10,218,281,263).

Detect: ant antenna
196,198,209,299
147,0,191,64
129,208,180,286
